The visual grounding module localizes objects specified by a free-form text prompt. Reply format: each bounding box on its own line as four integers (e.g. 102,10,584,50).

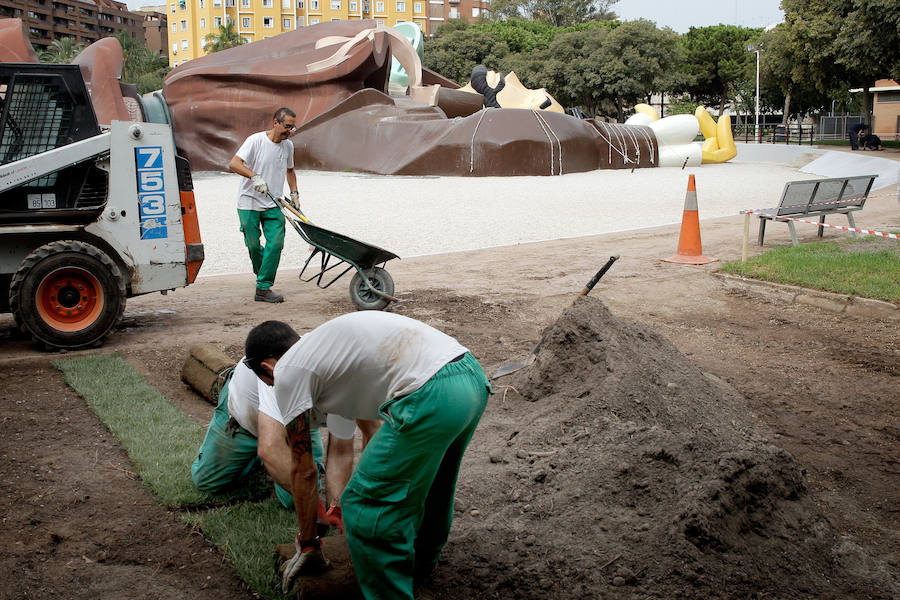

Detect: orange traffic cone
661,174,716,265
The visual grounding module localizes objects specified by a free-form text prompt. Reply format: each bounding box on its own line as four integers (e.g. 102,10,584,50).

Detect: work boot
254,288,284,303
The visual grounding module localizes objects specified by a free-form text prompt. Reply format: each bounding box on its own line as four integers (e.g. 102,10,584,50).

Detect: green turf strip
54,353,269,507
183,500,297,600
722,240,900,303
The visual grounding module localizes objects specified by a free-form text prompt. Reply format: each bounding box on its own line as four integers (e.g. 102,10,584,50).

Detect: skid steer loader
0,63,204,350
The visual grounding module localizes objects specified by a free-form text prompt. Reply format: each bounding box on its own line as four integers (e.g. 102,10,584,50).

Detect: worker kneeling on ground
191,355,379,516
244,313,492,598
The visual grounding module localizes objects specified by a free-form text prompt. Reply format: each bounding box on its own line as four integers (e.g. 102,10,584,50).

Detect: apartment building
168,0,488,67
0,0,143,52
135,7,168,56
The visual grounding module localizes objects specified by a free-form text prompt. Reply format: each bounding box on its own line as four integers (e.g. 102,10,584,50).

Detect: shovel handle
579,255,619,296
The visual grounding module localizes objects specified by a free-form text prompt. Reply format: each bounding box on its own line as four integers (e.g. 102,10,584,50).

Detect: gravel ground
193,161,814,277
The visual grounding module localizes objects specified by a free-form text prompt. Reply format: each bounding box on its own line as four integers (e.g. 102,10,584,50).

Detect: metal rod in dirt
580,255,620,296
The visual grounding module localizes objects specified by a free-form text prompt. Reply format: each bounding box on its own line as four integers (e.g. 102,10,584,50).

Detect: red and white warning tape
741,210,900,240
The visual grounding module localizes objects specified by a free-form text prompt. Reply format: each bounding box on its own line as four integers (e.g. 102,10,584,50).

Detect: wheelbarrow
271,195,400,310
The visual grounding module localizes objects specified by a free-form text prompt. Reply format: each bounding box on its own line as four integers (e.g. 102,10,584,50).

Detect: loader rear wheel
9,240,126,350
349,267,394,311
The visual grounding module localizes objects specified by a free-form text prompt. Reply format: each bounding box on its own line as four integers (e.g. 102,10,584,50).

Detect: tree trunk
616,95,623,122
782,94,791,124
718,85,728,116
862,87,873,129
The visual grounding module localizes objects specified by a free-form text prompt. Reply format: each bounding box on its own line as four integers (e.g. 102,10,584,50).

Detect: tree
202,22,246,53
594,20,680,121
780,0,900,126
39,37,86,63
679,24,760,114
114,32,170,94
489,0,618,27
424,26,508,84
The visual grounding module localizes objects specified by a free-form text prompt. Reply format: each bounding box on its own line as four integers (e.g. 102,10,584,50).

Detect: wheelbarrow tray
295,220,398,269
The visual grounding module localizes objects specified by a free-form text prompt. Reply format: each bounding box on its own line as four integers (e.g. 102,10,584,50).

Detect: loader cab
0,63,107,225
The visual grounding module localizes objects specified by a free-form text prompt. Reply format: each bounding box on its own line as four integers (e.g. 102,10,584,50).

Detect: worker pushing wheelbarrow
269,193,399,310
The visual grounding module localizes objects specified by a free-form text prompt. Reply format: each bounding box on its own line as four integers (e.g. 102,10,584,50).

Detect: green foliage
424,28,508,84
721,240,900,303
472,18,557,53
666,97,700,115
203,22,247,53
54,354,269,507
39,37,85,63
680,24,760,113
488,0,618,27
184,500,298,600
114,32,170,93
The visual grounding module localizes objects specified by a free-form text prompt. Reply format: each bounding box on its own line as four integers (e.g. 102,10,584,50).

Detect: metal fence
733,123,818,145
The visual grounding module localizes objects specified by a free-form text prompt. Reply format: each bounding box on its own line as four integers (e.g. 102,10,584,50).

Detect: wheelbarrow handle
269,192,311,223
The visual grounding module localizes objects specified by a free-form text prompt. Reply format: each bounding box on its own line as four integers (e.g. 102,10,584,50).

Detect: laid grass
722,238,900,303
183,500,297,600
54,354,269,507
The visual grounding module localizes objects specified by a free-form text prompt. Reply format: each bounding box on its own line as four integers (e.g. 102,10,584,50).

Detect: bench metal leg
757,218,767,246
818,214,825,238
788,221,799,246
846,212,859,238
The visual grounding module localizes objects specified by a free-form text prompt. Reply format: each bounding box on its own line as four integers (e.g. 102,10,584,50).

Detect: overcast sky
613,0,784,33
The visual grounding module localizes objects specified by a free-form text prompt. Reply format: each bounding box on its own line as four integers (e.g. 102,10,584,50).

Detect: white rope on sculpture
532,109,563,176
531,109,555,175
470,108,491,174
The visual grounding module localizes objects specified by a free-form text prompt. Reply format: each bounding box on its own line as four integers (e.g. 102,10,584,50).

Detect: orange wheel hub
35,266,105,332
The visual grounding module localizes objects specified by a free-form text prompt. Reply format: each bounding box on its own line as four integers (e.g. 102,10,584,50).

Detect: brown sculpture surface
163,19,394,171
72,37,132,125
0,19,38,63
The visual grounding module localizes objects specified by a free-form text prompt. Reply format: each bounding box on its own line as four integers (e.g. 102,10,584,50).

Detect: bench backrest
775,174,878,216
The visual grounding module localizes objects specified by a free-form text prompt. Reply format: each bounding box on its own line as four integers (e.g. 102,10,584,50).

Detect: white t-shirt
229,357,357,439
273,312,468,426
235,131,294,211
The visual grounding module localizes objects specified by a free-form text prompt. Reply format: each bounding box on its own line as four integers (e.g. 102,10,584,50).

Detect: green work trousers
191,371,324,507
340,353,491,600
238,207,285,290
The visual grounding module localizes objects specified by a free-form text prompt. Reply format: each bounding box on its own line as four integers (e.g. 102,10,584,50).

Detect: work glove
250,174,268,195
280,534,330,594
288,190,301,211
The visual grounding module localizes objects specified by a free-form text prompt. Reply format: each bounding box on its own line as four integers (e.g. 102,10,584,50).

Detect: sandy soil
0,184,897,599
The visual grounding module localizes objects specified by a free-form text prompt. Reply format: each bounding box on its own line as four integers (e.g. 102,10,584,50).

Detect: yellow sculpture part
462,69,564,113
695,106,737,163
633,103,660,121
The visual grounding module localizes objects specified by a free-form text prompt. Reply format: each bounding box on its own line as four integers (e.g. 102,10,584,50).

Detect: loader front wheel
349,267,394,311
9,241,126,350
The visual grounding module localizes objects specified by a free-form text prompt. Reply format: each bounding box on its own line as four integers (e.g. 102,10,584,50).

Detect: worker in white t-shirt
228,107,300,304
243,313,492,598
191,358,378,517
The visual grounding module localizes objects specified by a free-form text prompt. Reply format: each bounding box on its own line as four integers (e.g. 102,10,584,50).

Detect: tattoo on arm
285,413,312,458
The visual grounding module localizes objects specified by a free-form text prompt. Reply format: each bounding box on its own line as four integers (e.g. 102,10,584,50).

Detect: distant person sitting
848,122,867,150
863,133,883,151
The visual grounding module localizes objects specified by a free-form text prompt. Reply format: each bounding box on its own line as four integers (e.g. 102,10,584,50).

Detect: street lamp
746,43,760,143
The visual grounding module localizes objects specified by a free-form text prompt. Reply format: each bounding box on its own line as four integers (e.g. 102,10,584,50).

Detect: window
263,16,273,26
226,0,234,5
310,0,318,8
395,1,404,10
171,3,175,11
330,0,340,8
200,17,206,27
428,4,442,17
283,17,291,27
471,6,478,16
349,0,357,9
242,16,250,26
180,19,187,29
309,17,318,23
242,36,250,42
263,0,273,6
448,6,457,17
241,0,249,7
375,0,383,11
199,0,205,6
173,60,178,66
214,15,222,26
181,39,188,49
172,22,177,32
298,0,304,7
282,0,291,7
226,14,233,23
213,0,222,6
413,2,421,12
200,37,207,47
172,41,178,52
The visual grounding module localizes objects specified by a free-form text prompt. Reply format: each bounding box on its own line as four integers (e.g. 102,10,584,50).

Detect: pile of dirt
425,296,895,599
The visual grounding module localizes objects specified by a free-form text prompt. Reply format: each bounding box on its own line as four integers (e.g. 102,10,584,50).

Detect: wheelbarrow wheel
349,267,394,311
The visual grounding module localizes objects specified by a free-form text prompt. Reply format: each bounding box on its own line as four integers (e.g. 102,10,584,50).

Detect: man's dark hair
244,320,300,377
273,107,296,122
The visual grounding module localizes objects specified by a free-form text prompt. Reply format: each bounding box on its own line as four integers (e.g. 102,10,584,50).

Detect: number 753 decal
135,146,169,240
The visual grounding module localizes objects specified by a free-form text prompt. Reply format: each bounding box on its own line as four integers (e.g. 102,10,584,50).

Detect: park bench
753,174,878,246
